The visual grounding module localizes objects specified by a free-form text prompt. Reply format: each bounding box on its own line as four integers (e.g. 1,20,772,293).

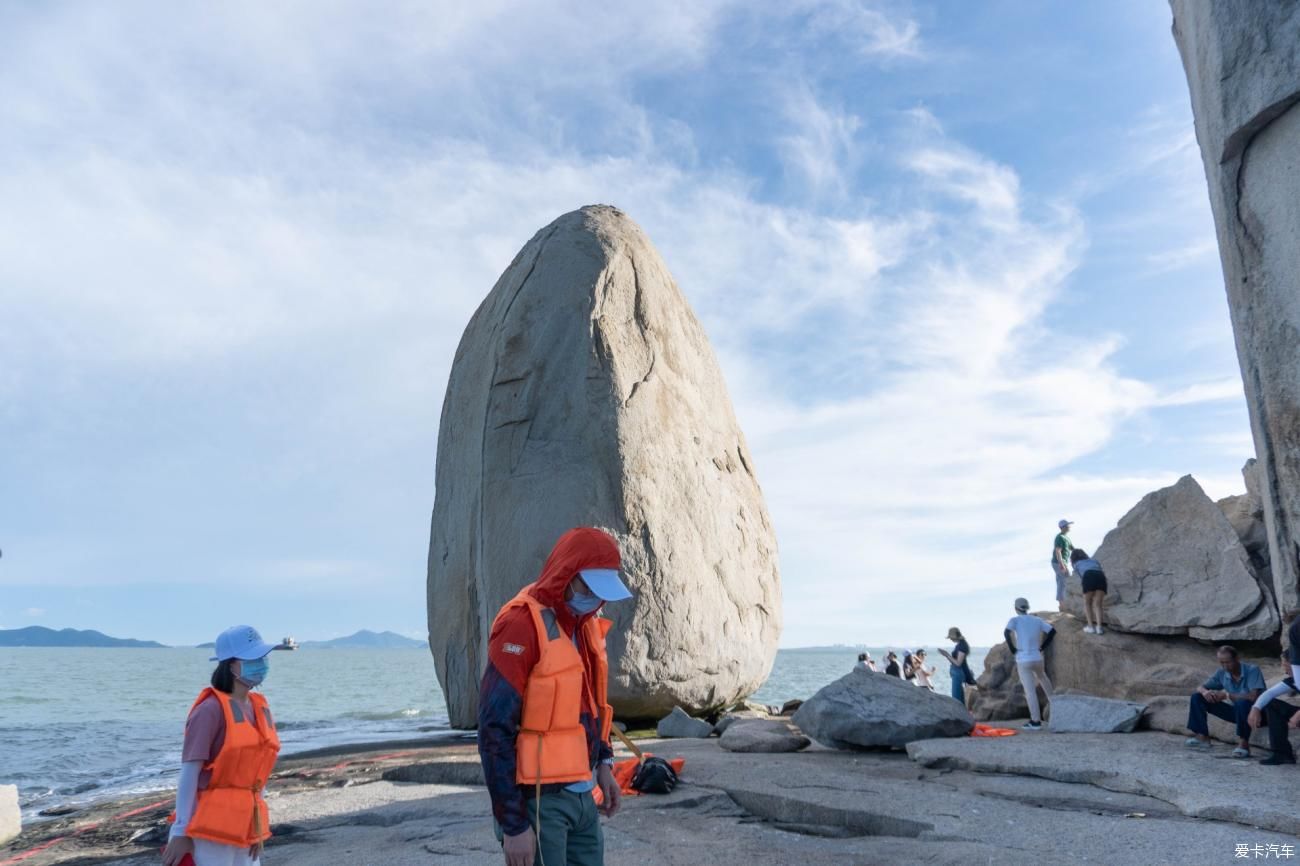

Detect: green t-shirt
1053,532,1072,565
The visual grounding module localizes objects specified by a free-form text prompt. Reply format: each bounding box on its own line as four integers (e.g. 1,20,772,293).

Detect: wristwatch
599,757,616,767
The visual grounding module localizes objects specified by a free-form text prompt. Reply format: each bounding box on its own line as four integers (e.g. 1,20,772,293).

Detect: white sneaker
1096,626,1105,635
1083,625,1096,634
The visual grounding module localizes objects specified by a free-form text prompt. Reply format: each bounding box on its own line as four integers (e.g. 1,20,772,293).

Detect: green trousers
495,788,604,866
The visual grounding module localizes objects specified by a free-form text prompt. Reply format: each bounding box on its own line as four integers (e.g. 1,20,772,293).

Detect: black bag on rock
630,757,678,794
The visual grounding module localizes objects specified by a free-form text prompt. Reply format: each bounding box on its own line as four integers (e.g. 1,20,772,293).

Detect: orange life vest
493,589,613,785
176,687,281,847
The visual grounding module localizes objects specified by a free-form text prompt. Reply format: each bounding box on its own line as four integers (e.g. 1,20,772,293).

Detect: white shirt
1006,614,1053,663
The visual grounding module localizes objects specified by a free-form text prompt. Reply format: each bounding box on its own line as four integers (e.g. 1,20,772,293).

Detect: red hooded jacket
477,528,621,835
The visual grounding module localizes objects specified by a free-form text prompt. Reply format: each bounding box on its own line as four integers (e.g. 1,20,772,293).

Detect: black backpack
630,756,678,794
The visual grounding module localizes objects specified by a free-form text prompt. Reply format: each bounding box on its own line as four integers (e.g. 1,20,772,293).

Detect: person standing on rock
163,625,281,866
1051,519,1074,611
1186,646,1265,758
884,651,901,678
1003,599,1056,730
1069,549,1107,634
478,527,632,866
938,628,973,705
854,652,877,672
912,650,937,691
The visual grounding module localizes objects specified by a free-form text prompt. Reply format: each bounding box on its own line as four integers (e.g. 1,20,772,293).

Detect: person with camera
477,527,633,866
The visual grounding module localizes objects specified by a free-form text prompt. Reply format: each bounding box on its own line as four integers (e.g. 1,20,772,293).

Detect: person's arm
477,609,540,840
1040,625,1057,651
1003,629,1017,654
1253,681,1291,711
1198,673,1222,701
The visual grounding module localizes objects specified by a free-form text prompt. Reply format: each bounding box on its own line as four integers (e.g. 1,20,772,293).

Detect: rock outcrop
1171,1,1300,616
1047,695,1146,734
427,205,781,727
656,706,715,739
718,719,810,753
1063,475,1277,640
792,669,973,750
973,615,1280,722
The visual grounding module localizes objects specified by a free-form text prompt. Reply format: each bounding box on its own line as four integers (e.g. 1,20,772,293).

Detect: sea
0,645,986,822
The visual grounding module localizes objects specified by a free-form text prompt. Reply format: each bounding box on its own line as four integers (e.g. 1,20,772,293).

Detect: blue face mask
237,657,269,688
566,592,602,617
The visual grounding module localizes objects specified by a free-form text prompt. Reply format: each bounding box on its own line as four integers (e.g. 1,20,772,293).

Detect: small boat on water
277,636,299,651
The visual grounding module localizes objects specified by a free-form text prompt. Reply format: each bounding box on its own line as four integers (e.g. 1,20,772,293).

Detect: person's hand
162,835,194,866
596,763,621,818
502,827,535,866
1201,689,1220,704
1249,707,1264,729
248,840,264,862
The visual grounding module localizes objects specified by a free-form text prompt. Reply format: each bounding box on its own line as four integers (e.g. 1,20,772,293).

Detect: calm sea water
0,645,985,820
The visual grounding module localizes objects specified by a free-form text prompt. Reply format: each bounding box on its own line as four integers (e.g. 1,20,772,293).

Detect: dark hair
211,659,237,693
1217,645,1239,659
1070,548,1089,563
857,653,867,662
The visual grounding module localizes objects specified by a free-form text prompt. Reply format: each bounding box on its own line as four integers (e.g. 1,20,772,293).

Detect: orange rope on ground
1,798,172,865
971,724,1017,737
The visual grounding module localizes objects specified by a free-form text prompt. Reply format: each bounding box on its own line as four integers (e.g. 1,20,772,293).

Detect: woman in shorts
1071,548,1108,635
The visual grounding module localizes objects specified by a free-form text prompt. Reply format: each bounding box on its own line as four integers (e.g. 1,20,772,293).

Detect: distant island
301,630,427,649
0,626,165,648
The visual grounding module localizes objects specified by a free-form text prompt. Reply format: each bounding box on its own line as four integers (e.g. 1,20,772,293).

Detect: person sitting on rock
854,652,877,672
1248,654,1299,766
884,651,901,677
1004,598,1056,730
1069,548,1108,634
477,527,633,866
1186,645,1265,758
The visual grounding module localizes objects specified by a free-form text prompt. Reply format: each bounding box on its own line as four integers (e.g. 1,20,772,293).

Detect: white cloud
1154,378,1244,407
803,0,923,59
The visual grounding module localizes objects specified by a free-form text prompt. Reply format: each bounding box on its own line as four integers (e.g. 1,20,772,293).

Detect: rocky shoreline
4,725,1297,866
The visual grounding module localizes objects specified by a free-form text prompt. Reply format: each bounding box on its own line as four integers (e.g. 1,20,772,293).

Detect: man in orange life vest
478,527,632,866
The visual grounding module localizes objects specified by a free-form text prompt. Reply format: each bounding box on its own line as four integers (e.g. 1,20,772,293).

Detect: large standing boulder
1063,475,1277,640
1171,1,1300,616
427,205,782,727
792,669,973,749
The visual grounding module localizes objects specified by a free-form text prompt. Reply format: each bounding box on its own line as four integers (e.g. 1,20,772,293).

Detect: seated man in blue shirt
1186,645,1266,758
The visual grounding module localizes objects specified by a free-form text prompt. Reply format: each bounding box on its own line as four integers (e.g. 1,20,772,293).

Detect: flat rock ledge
907,730,1300,836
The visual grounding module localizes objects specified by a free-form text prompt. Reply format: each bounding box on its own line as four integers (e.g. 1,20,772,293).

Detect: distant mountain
300,630,427,649
196,642,216,649
0,626,166,648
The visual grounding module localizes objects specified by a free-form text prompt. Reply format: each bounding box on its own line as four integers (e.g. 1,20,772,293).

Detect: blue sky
0,1,1250,648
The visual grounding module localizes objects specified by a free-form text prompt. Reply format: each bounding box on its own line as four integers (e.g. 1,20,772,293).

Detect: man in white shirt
1004,598,1056,730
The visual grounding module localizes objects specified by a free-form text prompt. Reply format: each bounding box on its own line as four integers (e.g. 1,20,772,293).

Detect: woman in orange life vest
162,626,281,866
